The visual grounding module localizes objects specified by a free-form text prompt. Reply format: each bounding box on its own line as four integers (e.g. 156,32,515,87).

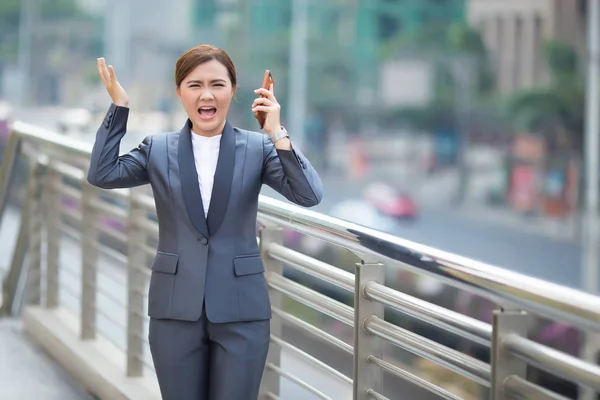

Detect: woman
88,45,323,400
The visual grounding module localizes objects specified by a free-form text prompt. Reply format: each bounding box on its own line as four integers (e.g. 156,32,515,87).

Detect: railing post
44,165,62,308
0,208,29,316
26,160,43,307
81,183,99,339
353,256,384,400
0,134,22,219
491,309,528,399
580,333,600,400
258,224,283,399
126,192,147,377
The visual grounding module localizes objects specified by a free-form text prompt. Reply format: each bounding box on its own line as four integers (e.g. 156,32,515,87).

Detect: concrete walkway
0,318,92,400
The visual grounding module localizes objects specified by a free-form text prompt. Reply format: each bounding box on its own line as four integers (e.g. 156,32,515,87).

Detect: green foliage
40,0,86,19
544,40,578,77
504,40,584,151
382,95,456,131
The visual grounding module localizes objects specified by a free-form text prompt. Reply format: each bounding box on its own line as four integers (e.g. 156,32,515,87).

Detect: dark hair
175,45,237,88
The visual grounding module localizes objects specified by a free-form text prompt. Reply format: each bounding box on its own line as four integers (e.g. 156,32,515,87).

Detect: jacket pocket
233,254,264,276
151,251,179,274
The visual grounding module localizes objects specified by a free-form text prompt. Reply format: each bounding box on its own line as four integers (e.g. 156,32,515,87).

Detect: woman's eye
214,84,224,87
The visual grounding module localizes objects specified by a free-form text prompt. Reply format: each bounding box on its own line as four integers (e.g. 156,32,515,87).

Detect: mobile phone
254,70,274,129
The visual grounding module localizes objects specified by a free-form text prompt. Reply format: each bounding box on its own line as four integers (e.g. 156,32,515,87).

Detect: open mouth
197,106,217,120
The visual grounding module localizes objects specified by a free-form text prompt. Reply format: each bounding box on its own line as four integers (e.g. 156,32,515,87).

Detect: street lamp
580,0,600,399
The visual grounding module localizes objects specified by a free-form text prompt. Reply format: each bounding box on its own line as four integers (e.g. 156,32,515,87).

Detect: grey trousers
148,306,270,400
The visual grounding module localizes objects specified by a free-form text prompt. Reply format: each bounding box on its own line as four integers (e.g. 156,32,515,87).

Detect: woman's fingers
251,105,273,113
98,58,113,88
254,87,276,103
108,65,118,83
252,97,273,108
252,95,281,113
96,56,129,106
97,58,108,86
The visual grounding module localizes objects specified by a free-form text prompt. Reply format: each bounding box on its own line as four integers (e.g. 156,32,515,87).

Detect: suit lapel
206,121,235,236
178,120,209,238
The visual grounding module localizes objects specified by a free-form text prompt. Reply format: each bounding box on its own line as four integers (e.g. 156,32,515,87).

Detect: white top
191,131,222,217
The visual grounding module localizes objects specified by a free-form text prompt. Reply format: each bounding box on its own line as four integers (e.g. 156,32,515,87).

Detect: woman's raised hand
97,57,129,107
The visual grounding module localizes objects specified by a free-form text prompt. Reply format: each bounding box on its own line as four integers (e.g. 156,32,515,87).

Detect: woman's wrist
113,99,129,107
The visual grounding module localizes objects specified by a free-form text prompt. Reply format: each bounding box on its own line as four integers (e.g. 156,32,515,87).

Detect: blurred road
263,178,586,291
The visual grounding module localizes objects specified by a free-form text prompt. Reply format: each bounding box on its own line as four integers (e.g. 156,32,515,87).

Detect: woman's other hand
252,83,281,136
97,57,129,107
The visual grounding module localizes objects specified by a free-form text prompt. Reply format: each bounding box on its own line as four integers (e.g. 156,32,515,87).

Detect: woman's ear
176,85,181,99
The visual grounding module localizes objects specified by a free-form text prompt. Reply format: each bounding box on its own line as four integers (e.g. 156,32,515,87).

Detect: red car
363,182,418,220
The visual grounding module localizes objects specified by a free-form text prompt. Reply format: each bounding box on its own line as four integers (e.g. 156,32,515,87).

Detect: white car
57,108,92,137
329,199,397,233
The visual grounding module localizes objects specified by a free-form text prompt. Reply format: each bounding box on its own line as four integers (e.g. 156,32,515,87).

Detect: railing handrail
2,120,600,335
258,197,600,331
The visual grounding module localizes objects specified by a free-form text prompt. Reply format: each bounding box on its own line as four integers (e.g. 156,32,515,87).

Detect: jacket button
199,237,208,245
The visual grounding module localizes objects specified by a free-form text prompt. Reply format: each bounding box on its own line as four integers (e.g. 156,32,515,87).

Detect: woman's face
176,59,235,136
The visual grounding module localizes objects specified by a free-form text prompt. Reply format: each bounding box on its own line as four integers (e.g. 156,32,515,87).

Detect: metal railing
1,120,600,400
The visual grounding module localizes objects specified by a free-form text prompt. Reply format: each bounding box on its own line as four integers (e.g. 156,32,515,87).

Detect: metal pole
287,0,308,149
104,0,131,88
581,0,600,398
583,0,600,305
452,55,473,206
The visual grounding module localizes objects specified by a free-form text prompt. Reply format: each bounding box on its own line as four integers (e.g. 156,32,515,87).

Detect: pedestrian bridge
1,121,600,400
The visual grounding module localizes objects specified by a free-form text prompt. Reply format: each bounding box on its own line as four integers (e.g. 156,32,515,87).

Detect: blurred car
330,198,397,233
57,108,92,137
363,182,418,220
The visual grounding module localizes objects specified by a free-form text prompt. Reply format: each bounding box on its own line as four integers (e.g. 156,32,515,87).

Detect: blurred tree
381,22,494,130
505,41,584,154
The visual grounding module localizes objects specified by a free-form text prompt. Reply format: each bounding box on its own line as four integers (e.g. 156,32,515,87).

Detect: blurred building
106,0,196,110
468,0,586,93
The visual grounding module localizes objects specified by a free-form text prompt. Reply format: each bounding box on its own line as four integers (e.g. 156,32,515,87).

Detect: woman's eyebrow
187,79,227,85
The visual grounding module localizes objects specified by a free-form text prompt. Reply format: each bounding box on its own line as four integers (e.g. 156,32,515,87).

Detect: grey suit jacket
87,104,323,323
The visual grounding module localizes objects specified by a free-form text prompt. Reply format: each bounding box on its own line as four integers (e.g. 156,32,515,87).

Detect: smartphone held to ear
254,70,274,129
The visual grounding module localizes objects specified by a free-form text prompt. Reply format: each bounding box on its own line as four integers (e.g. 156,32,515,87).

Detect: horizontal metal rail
364,315,491,386
504,334,600,391
367,356,462,400
503,375,570,400
364,281,491,346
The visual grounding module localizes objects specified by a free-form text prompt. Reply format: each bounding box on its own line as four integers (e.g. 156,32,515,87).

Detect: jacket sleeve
261,135,323,207
86,104,152,189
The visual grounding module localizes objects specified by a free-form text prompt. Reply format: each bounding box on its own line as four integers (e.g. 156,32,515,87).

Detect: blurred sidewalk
0,319,91,399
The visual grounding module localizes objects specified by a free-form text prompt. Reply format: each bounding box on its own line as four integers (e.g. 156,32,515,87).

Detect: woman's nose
199,90,214,100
